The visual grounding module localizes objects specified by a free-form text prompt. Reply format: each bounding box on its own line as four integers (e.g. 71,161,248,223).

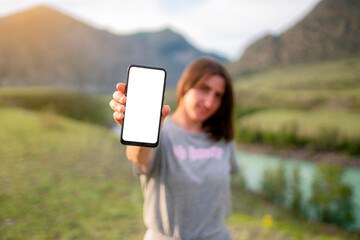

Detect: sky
0,0,322,60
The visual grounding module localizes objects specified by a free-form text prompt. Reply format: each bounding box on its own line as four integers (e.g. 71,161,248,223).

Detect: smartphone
120,65,166,147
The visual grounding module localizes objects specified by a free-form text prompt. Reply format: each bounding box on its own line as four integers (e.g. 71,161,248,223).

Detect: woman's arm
126,145,155,172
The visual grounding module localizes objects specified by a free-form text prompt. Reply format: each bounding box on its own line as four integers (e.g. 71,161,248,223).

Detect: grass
1,107,359,239
0,108,145,239
0,87,111,126
233,58,360,110
233,58,360,90
235,110,360,155
231,58,360,155
238,109,360,139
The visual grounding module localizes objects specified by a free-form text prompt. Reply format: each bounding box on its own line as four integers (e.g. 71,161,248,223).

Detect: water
237,151,360,230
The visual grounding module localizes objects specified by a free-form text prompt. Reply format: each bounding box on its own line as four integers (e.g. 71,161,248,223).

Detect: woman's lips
197,106,209,115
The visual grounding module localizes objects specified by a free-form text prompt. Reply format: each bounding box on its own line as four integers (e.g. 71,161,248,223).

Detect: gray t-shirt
135,118,240,240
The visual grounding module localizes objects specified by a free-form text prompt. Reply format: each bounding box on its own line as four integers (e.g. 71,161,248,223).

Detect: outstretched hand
109,83,170,127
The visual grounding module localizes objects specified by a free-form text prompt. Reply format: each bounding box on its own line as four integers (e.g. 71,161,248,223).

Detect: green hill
232,58,360,155
233,57,360,111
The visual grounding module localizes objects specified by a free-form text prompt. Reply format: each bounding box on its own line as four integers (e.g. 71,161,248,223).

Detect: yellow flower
262,214,273,228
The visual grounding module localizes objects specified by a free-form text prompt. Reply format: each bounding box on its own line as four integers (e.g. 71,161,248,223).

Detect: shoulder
162,117,172,131
212,138,236,149
157,118,176,147
159,118,172,139
161,117,186,138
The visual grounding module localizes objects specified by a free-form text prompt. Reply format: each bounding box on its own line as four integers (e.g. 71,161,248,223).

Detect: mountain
130,29,226,87
0,6,226,93
231,0,360,75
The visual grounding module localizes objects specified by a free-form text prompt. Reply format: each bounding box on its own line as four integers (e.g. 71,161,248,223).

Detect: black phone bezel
120,64,167,148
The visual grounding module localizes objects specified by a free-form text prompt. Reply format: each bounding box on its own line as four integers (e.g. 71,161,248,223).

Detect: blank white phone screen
122,66,165,144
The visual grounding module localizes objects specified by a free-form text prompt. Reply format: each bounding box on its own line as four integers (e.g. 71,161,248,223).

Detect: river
237,151,360,230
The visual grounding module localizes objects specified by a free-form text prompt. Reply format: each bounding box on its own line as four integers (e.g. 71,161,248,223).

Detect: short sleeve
229,141,240,174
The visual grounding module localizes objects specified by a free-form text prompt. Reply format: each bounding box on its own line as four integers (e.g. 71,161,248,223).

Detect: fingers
162,105,171,119
111,83,127,126
160,105,171,129
109,99,125,112
116,83,126,94
110,100,125,126
112,91,127,104
113,112,123,126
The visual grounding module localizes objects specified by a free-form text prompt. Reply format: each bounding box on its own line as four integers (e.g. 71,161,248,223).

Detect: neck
171,107,203,133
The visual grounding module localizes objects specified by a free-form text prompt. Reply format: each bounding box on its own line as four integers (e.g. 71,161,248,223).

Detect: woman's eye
216,93,223,99
198,85,209,92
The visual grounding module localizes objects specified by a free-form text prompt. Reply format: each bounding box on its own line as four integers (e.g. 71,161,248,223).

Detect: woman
110,57,239,240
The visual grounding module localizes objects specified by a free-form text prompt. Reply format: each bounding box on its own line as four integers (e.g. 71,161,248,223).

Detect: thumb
160,105,171,129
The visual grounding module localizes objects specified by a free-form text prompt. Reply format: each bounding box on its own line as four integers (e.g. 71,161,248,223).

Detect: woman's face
180,74,225,124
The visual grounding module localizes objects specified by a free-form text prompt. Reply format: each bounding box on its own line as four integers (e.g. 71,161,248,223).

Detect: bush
261,163,286,205
235,125,262,143
290,167,302,216
231,168,247,190
308,163,354,227
0,87,110,126
276,121,304,147
234,105,264,119
234,122,360,156
258,162,355,229
345,137,360,155
313,126,341,151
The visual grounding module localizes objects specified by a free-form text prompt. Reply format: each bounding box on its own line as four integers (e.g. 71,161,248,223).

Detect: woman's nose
204,94,215,108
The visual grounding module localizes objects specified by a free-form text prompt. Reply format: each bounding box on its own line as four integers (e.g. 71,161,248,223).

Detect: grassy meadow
0,87,112,126
0,107,145,239
1,105,359,239
232,58,360,156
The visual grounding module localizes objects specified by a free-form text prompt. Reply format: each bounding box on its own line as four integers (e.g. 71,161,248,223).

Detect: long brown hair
176,57,234,142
